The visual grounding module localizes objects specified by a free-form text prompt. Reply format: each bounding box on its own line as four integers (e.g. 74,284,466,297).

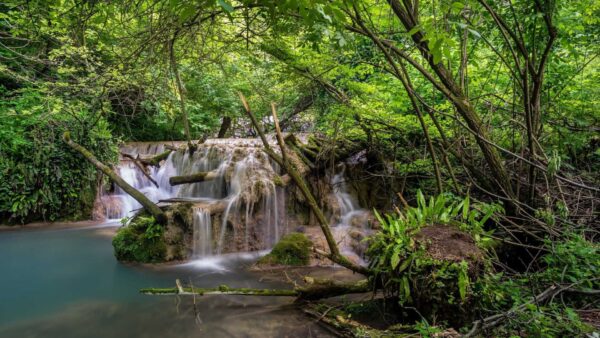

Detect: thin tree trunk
217,116,232,138
169,36,195,152
63,132,166,224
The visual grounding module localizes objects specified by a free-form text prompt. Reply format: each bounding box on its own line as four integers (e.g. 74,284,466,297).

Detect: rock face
101,138,372,264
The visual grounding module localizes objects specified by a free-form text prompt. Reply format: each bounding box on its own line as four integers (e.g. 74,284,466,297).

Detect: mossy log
140,278,370,301
138,150,172,166
141,286,298,297
296,278,370,301
169,171,219,186
63,131,167,224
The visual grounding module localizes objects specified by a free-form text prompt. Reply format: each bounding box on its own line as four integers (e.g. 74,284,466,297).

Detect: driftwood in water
63,132,167,224
141,278,370,301
303,303,372,338
238,93,371,276
296,278,370,301
169,171,219,186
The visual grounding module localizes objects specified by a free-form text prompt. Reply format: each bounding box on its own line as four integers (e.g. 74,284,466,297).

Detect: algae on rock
258,232,313,266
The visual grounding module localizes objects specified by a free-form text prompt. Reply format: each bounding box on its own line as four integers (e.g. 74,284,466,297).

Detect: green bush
112,216,166,263
366,191,501,325
0,87,117,223
473,234,598,336
258,232,313,266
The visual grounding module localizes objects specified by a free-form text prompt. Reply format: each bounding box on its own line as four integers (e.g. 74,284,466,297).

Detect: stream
0,224,332,338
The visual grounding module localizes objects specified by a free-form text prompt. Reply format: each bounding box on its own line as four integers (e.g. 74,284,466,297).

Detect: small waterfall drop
192,207,212,258
331,166,369,262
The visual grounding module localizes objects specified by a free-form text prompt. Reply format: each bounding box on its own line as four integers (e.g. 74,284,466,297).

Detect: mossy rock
112,215,167,263
258,232,313,266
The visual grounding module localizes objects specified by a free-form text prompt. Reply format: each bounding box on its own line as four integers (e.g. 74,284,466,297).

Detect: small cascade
330,166,369,262
192,207,212,258
100,143,175,219
97,139,286,257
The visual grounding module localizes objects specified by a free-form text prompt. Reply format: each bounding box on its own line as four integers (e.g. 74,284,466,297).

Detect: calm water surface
0,225,330,338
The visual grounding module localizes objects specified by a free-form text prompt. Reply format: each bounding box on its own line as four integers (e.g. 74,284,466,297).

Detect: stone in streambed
256,232,313,266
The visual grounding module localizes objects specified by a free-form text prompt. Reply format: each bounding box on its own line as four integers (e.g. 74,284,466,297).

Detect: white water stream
331,166,369,263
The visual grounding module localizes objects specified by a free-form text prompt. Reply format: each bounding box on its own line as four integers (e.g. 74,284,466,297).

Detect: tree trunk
217,116,232,138
63,132,167,224
169,35,195,153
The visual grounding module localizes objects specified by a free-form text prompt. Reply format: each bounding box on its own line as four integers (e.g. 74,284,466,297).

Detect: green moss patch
258,232,313,266
112,215,166,263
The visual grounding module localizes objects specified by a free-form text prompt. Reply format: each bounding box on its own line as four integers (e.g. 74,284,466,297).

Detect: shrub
366,191,501,325
473,233,598,336
0,88,117,223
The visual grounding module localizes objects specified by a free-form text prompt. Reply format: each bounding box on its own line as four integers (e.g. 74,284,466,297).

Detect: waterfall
192,207,212,258
331,167,367,227
97,139,285,257
331,166,369,262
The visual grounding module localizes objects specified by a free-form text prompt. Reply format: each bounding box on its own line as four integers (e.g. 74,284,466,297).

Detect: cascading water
192,207,212,257
330,166,369,262
97,139,285,257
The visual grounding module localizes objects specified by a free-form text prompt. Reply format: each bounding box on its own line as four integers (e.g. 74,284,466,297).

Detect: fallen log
140,278,370,301
164,144,181,152
157,199,228,215
169,171,219,186
296,278,370,301
141,285,298,297
63,132,167,224
139,150,172,166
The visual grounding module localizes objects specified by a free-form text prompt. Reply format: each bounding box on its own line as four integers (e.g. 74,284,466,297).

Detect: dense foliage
0,88,116,223
367,193,498,324
1,0,598,335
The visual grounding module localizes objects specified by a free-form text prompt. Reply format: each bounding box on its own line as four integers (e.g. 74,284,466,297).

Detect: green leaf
402,276,412,302
467,28,481,39
457,261,469,301
452,2,465,10
391,251,401,269
217,0,234,13
398,256,412,273
407,25,421,36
